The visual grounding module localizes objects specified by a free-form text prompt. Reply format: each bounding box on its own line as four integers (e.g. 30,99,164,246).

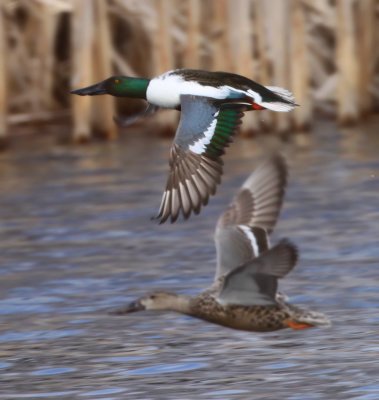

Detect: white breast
146,71,231,108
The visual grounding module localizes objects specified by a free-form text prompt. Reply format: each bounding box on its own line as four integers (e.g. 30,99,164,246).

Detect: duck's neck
166,295,193,315
116,78,150,99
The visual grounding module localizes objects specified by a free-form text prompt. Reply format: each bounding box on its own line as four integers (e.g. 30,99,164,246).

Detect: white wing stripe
188,112,219,154
238,225,259,257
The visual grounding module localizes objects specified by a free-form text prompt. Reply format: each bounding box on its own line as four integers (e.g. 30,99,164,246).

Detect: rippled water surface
1,120,378,399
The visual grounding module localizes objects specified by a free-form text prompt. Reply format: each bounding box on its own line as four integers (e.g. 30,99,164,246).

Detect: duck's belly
209,306,287,332
146,73,233,108
192,297,288,332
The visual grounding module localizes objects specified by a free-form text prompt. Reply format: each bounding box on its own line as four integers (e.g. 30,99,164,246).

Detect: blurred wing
214,155,287,278
114,103,159,127
155,95,249,223
217,154,287,232
217,240,298,306
214,225,269,279
245,239,299,278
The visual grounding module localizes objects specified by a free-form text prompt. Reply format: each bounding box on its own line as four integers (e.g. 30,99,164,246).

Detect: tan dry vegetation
0,0,378,142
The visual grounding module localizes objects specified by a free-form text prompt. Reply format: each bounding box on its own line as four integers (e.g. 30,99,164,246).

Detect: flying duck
71,69,297,223
110,155,330,332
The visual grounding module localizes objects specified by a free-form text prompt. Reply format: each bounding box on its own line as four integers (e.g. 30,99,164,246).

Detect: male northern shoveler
110,155,330,332
71,69,298,223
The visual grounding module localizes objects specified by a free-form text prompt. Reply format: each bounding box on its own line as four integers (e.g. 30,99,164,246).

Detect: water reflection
121,362,208,376
30,367,76,376
0,120,378,398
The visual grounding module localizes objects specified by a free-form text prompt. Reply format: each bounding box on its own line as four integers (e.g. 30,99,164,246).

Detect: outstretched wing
217,155,287,232
217,239,298,306
155,95,249,223
214,155,288,278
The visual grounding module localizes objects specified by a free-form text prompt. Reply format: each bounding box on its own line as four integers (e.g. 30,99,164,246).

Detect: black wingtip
150,214,162,223
151,211,191,224
150,213,168,225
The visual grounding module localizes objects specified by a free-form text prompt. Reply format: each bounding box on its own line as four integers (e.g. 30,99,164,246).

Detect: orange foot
285,319,313,330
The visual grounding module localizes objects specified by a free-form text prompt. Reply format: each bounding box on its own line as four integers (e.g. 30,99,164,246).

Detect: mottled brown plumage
111,251,330,332
188,286,291,332
112,287,291,332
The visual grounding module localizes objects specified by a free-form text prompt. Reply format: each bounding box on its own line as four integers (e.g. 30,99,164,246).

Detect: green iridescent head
71,76,149,99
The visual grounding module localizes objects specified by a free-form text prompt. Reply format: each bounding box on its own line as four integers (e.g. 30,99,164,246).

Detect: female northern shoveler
111,155,330,332
71,69,298,223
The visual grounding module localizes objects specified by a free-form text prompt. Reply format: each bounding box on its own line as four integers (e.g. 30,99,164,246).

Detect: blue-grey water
0,119,378,399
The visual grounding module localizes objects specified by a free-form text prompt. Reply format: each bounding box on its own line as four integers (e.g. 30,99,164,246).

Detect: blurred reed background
0,0,378,144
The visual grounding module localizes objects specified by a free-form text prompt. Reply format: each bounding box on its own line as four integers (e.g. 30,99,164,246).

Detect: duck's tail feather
286,310,331,330
260,86,298,112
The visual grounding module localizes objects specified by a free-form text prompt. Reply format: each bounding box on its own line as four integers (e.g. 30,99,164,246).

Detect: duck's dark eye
114,79,120,84
150,295,156,300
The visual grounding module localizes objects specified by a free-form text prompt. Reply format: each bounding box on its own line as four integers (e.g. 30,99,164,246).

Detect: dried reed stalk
210,0,232,72
290,0,312,130
228,0,259,133
184,0,201,68
38,3,59,109
71,0,94,142
356,0,375,115
0,4,7,141
152,0,177,134
264,0,291,133
336,0,359,125
254,0,273,129
92,0,117,140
